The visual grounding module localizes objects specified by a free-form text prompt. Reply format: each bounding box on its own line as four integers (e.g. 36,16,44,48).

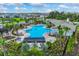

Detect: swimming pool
24,24,57,38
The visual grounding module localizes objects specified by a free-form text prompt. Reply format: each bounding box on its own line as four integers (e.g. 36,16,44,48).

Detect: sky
0,3,79,13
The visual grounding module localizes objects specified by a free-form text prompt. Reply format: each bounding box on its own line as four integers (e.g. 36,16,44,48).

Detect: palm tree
26,47,44,56
62,27,70,55
57,25,64,45
20,42,30,55
0,38,7,56
46,41,64,56
64,27,70,40
0,18,5,37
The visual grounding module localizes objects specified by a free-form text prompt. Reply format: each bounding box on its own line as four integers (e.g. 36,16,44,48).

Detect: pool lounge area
23,24,58,42
24,37,45,43
16,24,74,43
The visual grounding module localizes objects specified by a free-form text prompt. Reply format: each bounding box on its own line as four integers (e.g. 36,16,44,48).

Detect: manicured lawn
77,27,79,31
66,36,75,55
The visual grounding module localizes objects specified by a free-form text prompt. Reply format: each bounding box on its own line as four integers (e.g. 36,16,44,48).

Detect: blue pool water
25,24,57,38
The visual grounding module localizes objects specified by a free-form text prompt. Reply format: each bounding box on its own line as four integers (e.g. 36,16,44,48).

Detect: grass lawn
77,27,79,32
66,36,75,55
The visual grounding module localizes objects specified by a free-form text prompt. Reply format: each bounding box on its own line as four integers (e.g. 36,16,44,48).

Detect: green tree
0,38,7,56
27,47,44,56
46,41,63,56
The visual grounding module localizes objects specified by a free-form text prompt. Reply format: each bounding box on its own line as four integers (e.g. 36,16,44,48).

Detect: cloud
45,9,53,13
73,6,78,9
55,7,60,10
15,7,19,10
33,9,53,13
29,3,47,8
15,7,27,13
0,9,7,13
1,3,79,13
0,5,8,13
59,4,69,8
30,3,43,5
15,7,27,10
73,6,79,9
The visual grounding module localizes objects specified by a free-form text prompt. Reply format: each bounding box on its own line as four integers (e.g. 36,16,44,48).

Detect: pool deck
24,37,45,43
15,24,57,43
